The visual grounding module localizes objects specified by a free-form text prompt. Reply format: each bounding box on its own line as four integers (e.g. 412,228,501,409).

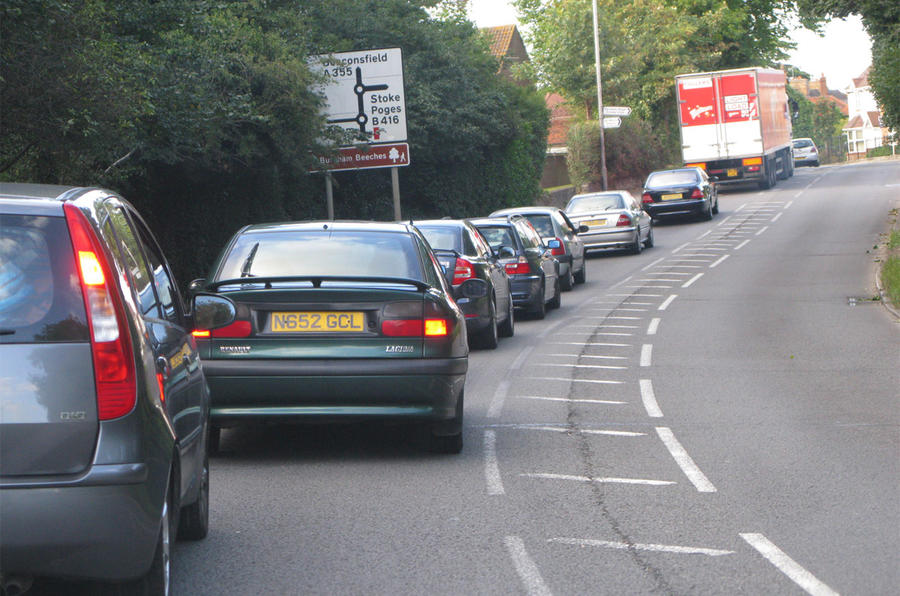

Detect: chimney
818,75,828,96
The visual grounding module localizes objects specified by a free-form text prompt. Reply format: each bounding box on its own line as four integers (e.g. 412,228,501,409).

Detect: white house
843,67,889,157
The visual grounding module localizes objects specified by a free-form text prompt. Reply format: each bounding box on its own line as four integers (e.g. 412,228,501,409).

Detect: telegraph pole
592,0,608,191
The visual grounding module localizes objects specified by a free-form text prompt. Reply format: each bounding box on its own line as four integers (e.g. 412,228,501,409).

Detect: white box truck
675,67,793,189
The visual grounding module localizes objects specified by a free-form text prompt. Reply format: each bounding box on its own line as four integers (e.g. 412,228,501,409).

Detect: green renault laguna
191,221,471,453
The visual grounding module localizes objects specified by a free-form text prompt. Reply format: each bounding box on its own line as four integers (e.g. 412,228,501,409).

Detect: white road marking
647,318,660,335
625,285,673,289
550,342,631,347
709,254,730,268
609,275,634,289
645,272,691,276
735,203,748,212
487,380,509,419
682,273,704,287
794,191,804,198
547,354,627,360
607,316,643,320
671,258,714,263
735,239,751,250
484,430,505,495
637,278,683,283
666,265,704,269
740,533,840,596
755,226,769,236
784,200,793,209
640,344,653,367
642,257,666,270
538,363,628,370
608,293,662,297
655,427,716,493
549,537,735,557
495,425,645,437
504,536,553,596
640,379,664,418
524,377,624,385
672,242,690,254
771,212,783,223
717,216,733,226
511,346,534,370
697,230,712,239
658,294,677,311
518,396,627,405
522,473,675,486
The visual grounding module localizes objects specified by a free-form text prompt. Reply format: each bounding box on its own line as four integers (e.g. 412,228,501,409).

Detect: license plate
270,311,364,332
661,193,682,201
727,168,738,177
585,219,607,227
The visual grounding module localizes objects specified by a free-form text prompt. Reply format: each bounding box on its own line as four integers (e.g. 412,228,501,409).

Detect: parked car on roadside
564,191,653,254
489,206,587,289
415,219,514,349
470,215,561,319
641,167,718,222
791,137,820,167
0,183,234,594
191,220,469,454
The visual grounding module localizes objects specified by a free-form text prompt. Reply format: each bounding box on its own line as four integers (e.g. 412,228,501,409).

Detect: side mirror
708,176,719,182
546,238,562,250
577,224,589,234
458,278,488,299
192,293,236,331
189,278,207,294
497,246,516,259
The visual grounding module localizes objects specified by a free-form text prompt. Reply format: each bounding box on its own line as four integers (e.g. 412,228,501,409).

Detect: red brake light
642,192,653,204
210,320,252,338
64,203,136,420
616,214,632,227
192,330,211,338
382,319,423,337
690,187,704,199
550,237,566,256
505,257,531,275
452,257,476,285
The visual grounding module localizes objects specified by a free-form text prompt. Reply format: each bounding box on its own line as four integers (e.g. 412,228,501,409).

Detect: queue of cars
1,170,715,593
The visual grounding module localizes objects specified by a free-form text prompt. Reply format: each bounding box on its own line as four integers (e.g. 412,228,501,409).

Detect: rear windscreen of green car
217,230,424,280
0,215,89,343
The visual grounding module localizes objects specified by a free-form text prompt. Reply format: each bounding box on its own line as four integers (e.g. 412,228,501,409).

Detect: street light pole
592,0,608,191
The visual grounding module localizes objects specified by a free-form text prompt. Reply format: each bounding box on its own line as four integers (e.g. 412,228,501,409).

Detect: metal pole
592,0,608,191
325,171,334,220
391,167,401,221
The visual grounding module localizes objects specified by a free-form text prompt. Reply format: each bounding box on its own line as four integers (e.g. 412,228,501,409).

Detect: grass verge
882,229,900,308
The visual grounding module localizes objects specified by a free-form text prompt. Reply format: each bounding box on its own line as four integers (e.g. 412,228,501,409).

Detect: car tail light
381,301,452,337
210,320,252,338
505,257,531,275
690,188,704,199
641,192,653,204
452,257,476,285
616,214,632,227
550,237,566,257
64,203,136,420
746,165,761,172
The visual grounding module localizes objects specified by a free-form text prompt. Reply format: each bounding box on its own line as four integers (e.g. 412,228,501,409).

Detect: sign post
309,48,409,219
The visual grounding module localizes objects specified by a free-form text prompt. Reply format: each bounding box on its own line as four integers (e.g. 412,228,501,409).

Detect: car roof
648,168,701,175
0,182,91,201
491,206,559,216
569,190,628,200
469,215,522,226
236,220,417,235
413,219,468,229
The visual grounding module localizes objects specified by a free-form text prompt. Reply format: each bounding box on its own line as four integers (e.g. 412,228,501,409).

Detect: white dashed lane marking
549,537,735,557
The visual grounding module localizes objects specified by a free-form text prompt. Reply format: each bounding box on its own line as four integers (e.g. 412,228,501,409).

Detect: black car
190,221,469,453
0,183,234,593
641,167,718,221
489,206,588,290
416,219,514,349
470,215,561,320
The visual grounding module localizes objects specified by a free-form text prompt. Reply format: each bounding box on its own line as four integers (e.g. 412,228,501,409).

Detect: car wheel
498,292,514,338
474,298,499,349
631,230,643,254
549,278,561,310
178,445,209,541
643,225,654,248
208,425,220,456
531,281,546,320
813,160,820,167
561,264,574,291
574,261,586,284
113,479,174,595
711,196,719,215
428,389,463,454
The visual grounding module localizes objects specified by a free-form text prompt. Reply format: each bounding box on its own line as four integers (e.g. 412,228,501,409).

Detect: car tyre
530,280,546,320
474,298,499,349
498,293,515,338
178,446,209,541
208,425,221,456
561,265,574,291
574,262,586,284
428,390,463,454
711,196,719,215
111,479,174,595
549,278,561,310
631,230,643,254
643,225,654,248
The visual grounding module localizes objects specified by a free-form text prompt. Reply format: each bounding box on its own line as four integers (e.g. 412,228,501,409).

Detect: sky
467,0,872,91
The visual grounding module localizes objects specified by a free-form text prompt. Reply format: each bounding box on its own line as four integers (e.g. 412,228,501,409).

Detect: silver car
792,137,820,167
564,190,653,254
0,183,234,594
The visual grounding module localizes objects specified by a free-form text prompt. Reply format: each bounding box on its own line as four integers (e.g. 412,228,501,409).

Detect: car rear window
476,225,517,252
792,139,813,148
567,194,625,213
418,226,463,253
646,171,699,188
524,215,554,237
0,215,89,343
216,230,424,281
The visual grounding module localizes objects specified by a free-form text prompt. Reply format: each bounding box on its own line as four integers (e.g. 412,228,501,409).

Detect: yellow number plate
661,193,682,201
270,311,364,333
585,219,607,227
727,168,738,177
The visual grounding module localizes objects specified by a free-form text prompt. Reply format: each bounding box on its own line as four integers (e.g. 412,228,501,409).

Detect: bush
867,145,894,158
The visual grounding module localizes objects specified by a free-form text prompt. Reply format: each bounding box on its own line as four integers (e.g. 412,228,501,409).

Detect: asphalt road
33,160,900,595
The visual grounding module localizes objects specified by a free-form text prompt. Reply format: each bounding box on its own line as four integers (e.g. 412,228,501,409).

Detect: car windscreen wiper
0,329,15,336
240,242,260,278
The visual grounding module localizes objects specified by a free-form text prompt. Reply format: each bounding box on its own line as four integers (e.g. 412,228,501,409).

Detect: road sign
603,106,632,117
310,48,408,144
314,143,410,172
603,117,622,129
